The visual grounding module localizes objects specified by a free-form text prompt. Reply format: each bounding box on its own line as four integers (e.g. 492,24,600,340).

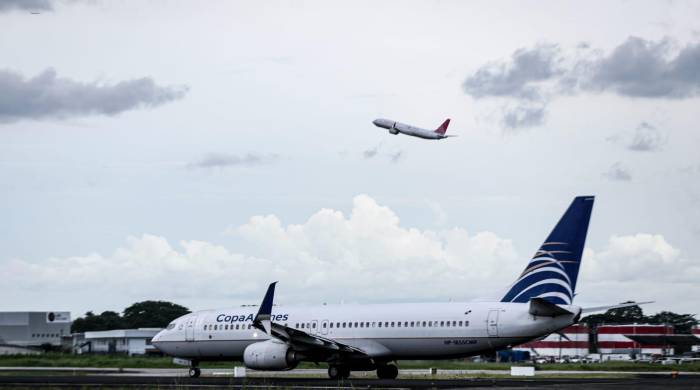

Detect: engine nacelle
389,128,399,135
243,340,299,370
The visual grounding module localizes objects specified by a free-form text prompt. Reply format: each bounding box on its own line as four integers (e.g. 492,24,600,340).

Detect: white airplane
372,118,454,140
152,196,647,379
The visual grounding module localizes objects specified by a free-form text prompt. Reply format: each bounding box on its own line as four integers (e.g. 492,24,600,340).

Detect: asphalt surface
1,375,699,389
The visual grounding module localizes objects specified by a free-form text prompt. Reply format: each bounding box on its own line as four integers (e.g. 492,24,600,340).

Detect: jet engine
243,340,299,370
389,128,399,135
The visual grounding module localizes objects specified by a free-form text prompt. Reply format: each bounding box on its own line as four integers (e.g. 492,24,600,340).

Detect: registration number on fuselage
444,339,477,345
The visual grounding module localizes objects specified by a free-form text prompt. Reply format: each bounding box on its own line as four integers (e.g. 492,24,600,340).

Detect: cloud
579,234,700,307
0,0,52,12
464,37,700,129
628,122,666,151
501,103,546,129
6,195,520,311
389,150,403,163
5,195,699,313
585,37,700,98
0,68,188,123
362,145,380,159
463,44,562,101
187,153,279,169
604,162,632,181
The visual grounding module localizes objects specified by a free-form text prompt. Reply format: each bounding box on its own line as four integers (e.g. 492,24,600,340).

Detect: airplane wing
252,282,369,357
580,301,653,314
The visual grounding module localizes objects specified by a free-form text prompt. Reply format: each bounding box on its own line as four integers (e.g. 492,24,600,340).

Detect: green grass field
1,354,699,372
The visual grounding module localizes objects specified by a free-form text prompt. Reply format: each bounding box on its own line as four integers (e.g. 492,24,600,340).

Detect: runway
1,374,699,389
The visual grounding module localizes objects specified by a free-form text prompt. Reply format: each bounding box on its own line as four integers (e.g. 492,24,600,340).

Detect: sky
1,0,699,318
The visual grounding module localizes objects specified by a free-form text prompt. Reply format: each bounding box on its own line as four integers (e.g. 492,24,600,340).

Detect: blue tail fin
501,196,594,305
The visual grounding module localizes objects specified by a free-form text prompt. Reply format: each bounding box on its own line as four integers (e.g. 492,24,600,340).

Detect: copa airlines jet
372,118,454,139
152,196,646,379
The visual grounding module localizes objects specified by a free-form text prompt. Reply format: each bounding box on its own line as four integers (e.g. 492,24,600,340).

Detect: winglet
253,282,277,334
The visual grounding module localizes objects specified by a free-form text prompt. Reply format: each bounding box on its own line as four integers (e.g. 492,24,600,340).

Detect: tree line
71,301,190,333
579,303,698,334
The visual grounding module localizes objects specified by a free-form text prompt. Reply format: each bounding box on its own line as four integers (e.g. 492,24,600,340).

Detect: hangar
0,311,71,353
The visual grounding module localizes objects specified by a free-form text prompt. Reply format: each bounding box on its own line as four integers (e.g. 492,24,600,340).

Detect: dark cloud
604,162,632,182
463,44,561,101
627,122,665,151
188,153,279,169
0,0,52,12
464,37,700,130
501,103,546,129
0,68,188,123
586,37,700,98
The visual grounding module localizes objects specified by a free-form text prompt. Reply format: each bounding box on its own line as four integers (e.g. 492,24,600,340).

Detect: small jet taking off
373,118,454,140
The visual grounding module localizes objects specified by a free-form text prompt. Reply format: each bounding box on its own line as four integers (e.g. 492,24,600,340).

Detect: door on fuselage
487,309,499,337
185,315,197,341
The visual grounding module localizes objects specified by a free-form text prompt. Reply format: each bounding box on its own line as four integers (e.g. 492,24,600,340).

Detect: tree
646,311,698,334
579,304,698,334
71,311,125,333
122,301,190,328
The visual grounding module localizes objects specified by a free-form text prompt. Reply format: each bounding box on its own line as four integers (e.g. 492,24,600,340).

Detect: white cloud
578,234,700,312
5,196,698,315
6,195,519,314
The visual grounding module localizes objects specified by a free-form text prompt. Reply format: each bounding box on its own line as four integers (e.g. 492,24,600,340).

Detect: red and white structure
693,326,700,352
597,324,674,355
514,324,589,357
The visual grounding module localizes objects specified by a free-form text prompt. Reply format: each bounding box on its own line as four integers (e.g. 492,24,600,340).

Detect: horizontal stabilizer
580,301,653,314
529,297,573,317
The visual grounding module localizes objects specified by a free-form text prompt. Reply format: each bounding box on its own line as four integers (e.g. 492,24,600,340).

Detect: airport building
0,312,71,353
692,326,700,352
596,324,674,355
74,328,162,356
514,324,590,357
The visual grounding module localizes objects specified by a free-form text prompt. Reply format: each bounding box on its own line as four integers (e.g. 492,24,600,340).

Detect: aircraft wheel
328,365,341,379
376,364,398,379
188,367,201,378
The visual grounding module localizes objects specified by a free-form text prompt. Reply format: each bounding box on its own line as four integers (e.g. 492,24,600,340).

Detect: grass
0,354,699,372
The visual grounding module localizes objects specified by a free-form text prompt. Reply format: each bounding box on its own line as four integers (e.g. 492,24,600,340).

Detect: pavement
1,367,700,389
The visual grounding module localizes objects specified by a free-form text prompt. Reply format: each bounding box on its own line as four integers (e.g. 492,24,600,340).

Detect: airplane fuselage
372,118,447,140
153,301,578,362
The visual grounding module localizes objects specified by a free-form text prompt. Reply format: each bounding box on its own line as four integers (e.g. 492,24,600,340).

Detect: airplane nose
372,119,379,126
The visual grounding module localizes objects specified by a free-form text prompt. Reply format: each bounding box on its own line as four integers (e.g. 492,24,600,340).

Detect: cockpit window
166,323,176,330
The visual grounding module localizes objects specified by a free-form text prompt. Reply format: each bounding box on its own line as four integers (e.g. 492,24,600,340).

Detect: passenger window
404,321,408,327
440,321,444,326
378,322,382,328
336,323,340,328
323,323,326,328
391,322,395,327
465,321,470,327
410,321,414,327
447,321,451,327
397,322,401,327
459,321,463,326
360,322,364,328
354,322,358,328
203,325,207,330
301,323,305,329
372,322,376,327
452,321,457,326
343,322,346,328
329,323,333,328
236,324,240,330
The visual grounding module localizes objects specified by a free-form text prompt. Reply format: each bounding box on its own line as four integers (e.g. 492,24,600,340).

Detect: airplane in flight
372,118,454,140
152,196,647,379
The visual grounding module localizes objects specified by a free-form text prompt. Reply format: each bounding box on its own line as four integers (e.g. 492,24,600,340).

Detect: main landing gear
188,367,201,378
327,365,351,379
376,364,398,380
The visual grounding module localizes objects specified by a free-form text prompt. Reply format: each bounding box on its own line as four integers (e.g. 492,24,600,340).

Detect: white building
0,312,71,352
693,326,700,352
79,328,162,356
597,324,674,356
513,324,589,357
